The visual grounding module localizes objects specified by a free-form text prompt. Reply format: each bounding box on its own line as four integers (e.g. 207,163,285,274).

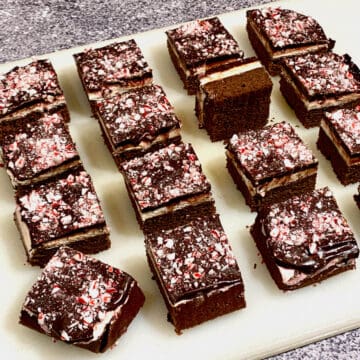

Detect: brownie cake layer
120,142,215,232
251,187,359,290
196,58,272,141
73,39,153,109
246,7,334,76
279,52,360,128
317,106,360,185
166,17,244,95
94,84,182,162
20,246,145,353
0,59,69,123
0,112,81,187
14,167,110,266
145,214,245,333
226,121,318,211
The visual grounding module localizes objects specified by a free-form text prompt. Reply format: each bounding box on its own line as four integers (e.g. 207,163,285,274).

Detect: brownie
195,57,272,141
14,167,110,266
246,7,335,76
279,52,360,128
354,185,360,209
166,17,244,95
144,213,245,333
0,112,81,187
94,84,182,163
226,121,318,211
20,246,145,353
317,106,360,185
120,142,216,232
73,40,153,111
251,187,359,290
0,59,69,123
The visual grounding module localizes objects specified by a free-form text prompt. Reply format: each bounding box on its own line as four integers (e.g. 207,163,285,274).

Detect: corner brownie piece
20,246,145,353
0,59,69,123
73,40,153,111
251,187,359,290
0,112,81,187
279,52,360,128
246,7,335,76
120,142,215,232
195,58,272,141
94,84,182,163
166,17,244,95
317,106,360,185
14,167,110,266
226,121,318,211
144,214,245,333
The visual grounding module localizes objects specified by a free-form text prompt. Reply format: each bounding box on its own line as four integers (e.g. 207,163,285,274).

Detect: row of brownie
73,38,248,333
0,60,111,266
0,60,147,352
164,8,360,290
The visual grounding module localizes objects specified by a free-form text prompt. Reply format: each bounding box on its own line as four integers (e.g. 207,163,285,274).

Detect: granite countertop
0,0,359,359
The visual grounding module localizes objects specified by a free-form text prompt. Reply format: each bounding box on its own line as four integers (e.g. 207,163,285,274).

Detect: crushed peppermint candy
283,52,360,98
74,40,152,92
0,59,64,116
227,121,317,183
248,7,329,49
95,85,181,146
324,106,360,155
0,113,79,182
261,187,358,273
146,214,242,303
166,17,243,68
21,247,133,344
120,142,211,211
17,169,105,245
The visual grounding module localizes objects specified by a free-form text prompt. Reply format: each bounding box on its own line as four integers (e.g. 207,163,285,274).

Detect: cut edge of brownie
195,59,273,141
317,126,360,185
226,155,317,211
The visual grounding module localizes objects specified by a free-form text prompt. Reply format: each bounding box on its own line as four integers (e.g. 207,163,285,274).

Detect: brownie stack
0,60,110,267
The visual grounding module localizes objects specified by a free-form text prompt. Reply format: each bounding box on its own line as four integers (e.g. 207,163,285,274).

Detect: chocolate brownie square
0,112,81,187
73,40,153,111
246,7,335,76
20,246,145,353
94,84,182,163
279,52,360,128
145,213,245,333
14,167,110,266
120,142,215,232
195,58,272,141
317,106,360,185
0,59,69,123
226,121,318,211
251,187,359,290
166,17,244,95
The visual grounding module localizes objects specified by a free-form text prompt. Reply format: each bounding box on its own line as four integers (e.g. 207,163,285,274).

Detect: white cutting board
0,0,359,359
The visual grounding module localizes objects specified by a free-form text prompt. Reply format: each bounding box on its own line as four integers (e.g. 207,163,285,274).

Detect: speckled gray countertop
0,0,359,359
